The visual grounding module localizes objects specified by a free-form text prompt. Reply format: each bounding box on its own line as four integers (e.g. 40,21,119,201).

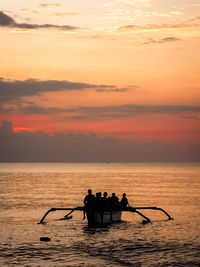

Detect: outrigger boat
86,209,122,226
38,206,173,226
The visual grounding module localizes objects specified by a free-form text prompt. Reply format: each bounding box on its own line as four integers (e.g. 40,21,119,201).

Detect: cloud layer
71,104,200,120
0,76,199,122
0,11,77,30
0,120,199,162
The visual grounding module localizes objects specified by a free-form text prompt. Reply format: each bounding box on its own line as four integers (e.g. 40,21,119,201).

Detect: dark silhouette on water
84,189,96,205
102,192,109,210
38,189,173,225
83,189,95,219
40,237,51,242
110,192,119,204
120,193,129,209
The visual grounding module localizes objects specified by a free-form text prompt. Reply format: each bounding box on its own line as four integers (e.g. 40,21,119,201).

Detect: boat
38,205,173,226
86,209,122,226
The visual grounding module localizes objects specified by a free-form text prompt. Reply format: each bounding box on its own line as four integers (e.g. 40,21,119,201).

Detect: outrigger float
38,206,173,226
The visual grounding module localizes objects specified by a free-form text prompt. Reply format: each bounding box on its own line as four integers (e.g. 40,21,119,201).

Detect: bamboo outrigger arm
126,206,173,221
134,210,151,223
38,207,83,224
38,205,173,224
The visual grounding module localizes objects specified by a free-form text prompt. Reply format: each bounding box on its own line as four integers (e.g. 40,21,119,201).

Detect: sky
0,0,200,161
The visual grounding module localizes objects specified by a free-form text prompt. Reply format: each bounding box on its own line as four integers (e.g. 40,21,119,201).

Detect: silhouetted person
102,192,109,210
120,193,129,209
102,192,108,201
109,193,119,210
111,193,119,203
95,192,102,210
83,189,95,219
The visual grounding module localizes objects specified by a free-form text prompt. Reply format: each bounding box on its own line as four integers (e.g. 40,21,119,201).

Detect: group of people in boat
83,189,129,219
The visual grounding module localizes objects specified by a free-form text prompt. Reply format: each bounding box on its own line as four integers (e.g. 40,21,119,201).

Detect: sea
0,162,199,266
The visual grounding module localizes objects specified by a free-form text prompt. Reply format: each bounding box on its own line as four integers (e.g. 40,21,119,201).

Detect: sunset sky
0,0,200,161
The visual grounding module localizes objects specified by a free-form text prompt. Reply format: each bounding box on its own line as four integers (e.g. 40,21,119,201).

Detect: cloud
116,0,152,6
50,12,78,17
118,16,200,32
17,104,73,115
0,10,15,26
0,77,126,105
67,104,200,121
144,37,181,44
179,114,200,121
0,11,78,31
39,3,62,8
0,120,199,162
0,78,199,120
0,120,13,134
96,87,130,92
20,9,39,14
2,101,200,120
0,78,128,113
189,15,200,22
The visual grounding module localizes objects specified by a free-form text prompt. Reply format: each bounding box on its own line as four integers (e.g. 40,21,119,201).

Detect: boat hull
86,209,122,226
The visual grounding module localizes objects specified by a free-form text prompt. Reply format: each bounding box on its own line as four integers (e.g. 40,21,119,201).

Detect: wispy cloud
116,0,152,7
143,37,181,44
20,9,39,14
118,15,200,32
68,104,200,120
50,12,78,17
39,3,62,8
0,11,78,30
18,105,73,115
2,100,200,120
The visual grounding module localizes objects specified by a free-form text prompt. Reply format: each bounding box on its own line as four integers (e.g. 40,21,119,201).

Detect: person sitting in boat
120,193,129,209
102,192,108,201
111,192,119,203
83,189,95,219
109,193,120,210
102,192,109,210
84,189,96,205
95,192,102,210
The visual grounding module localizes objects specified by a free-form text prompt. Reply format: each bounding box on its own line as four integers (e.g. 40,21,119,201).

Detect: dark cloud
0,10,15,26
0,120,13,134
0,11,78,30
19,104,73,114
144,37,181,44
0,77,125,106
68,104,200,121
13,23,77,31
1,99,200,118
0,121,199,162
162,37,180,42
96,87,129,92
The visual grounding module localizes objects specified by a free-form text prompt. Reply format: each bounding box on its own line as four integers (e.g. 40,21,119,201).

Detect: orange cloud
50,12,78,17
39,3,61,8
118,16,200,32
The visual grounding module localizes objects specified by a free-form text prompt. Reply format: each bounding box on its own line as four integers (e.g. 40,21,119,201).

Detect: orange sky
0,0,200,147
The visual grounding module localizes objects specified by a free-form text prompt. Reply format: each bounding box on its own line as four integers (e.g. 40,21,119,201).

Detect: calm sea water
0,162,200,266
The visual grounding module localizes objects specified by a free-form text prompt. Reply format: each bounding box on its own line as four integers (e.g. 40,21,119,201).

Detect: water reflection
0,163,200,266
